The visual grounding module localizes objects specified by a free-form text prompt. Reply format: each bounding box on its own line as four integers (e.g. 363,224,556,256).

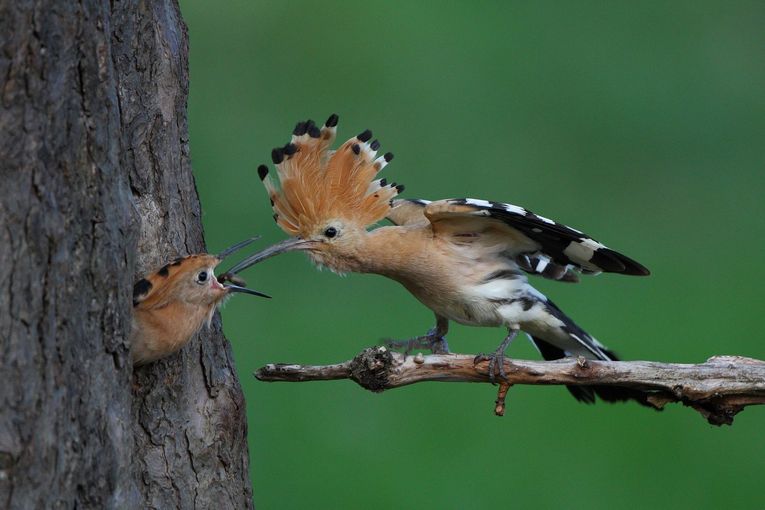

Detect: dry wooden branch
255,347,765,426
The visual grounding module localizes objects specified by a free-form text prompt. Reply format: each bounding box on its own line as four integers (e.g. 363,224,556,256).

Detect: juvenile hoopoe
131,238,270,366
225,114,651,405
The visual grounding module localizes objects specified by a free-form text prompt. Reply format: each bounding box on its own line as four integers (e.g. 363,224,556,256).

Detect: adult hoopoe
225,114,651,405
131,238,270,366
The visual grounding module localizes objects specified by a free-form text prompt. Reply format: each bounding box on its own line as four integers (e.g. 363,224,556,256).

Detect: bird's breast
395,259,532,327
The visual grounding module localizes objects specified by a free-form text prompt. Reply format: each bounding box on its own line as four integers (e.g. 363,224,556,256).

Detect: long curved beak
223,283,271,299
217,236,261,260
215,235,271,298
221,237,315,276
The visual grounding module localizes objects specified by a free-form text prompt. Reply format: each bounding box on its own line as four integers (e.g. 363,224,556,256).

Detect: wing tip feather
596,248,650,276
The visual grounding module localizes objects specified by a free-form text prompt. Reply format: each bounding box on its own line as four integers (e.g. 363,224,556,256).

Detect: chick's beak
219,237,316,277
213,272,270,298
213,235,271,298
223,283,271,299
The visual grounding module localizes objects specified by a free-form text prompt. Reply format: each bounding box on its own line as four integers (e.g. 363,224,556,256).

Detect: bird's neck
353,226,423,276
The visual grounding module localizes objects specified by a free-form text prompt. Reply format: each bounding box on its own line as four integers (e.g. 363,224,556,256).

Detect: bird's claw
384,338,420,357
474,351,508,385
385,334,449,357
427,335,450,355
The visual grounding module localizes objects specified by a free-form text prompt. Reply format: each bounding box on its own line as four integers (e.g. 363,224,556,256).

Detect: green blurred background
180,1,765,508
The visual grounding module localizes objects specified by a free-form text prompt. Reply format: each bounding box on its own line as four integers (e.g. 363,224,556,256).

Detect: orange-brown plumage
227,113,656,407
259,116,401,240
131,241,269,366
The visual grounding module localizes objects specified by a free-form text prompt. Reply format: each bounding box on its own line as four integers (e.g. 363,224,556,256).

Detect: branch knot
349,347,394,392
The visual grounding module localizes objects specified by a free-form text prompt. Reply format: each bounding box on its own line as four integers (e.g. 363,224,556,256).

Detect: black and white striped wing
423,198,650,277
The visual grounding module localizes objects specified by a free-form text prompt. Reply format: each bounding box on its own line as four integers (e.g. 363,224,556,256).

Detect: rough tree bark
0,1,252,509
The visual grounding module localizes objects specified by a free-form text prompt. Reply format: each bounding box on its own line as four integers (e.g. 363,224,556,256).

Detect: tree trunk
0,1,253,508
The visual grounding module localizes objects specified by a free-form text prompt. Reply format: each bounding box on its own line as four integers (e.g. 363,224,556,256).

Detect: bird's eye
196,271,208,284
324,227,337,238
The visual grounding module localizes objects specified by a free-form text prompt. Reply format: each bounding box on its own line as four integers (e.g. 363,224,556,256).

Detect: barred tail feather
530,336,656,408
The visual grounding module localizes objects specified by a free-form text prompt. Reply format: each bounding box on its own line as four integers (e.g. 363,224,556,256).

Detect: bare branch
255,348,765,426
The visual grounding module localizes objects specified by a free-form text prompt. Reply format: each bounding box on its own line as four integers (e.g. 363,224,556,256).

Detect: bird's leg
474,326,520,385
426,315,450,354
385,315,449,356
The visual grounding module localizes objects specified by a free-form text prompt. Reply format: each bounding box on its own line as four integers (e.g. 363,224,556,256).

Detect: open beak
223,283,271,299
214,235,271,298
219,237,315,277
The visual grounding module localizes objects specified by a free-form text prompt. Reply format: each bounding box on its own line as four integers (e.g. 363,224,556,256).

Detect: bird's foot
474,328,519,385
427,333,450,355
474,350,508,385
385,333,449,357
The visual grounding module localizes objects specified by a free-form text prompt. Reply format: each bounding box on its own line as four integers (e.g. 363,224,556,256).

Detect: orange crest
257,115,403,237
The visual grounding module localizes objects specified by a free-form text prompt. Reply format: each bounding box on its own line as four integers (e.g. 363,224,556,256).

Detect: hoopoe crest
248,115,401,272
